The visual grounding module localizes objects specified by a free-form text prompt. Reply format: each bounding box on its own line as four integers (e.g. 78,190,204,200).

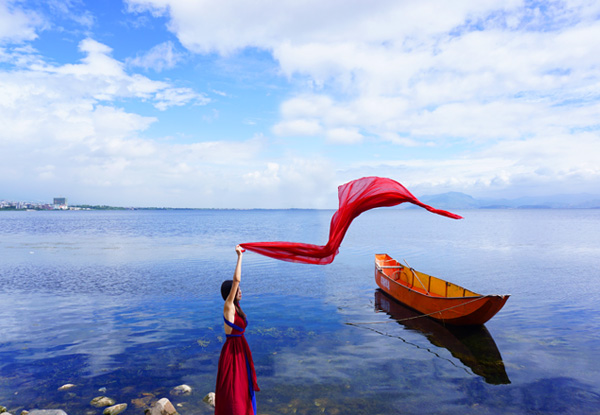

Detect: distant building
54,197,68,209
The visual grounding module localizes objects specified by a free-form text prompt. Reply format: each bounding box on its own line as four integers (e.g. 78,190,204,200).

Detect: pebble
28,411,68,415
57,384,76,391
147,398,176,415
102,404,127,415
202,392,215,407
170,384,192,396
90,397,116,408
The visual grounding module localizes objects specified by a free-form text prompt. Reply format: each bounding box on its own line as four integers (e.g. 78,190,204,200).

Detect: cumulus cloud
0,0,42,43
0,37,205,147
126,0,600,197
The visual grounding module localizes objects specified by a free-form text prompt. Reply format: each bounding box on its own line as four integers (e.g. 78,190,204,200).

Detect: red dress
215,310,260,415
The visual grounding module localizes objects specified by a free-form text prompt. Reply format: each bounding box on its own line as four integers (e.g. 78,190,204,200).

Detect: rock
131,393,154,409
98,387,107,393
58,384,76,391
169,385,191,396
90,397,116,408
202,392,215,407
21,411,29,415
102,404,127,415
146,398,176,415
0,405,6,413
28,411,68,415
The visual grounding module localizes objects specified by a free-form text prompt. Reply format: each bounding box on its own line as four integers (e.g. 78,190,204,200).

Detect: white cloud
272,119,322,137
326,128,363,144
0,0,42,43
242,157,337,208
46,38,206,110
154,87,209,110
128,41,184,72
340,130,600,197
46,0,94,28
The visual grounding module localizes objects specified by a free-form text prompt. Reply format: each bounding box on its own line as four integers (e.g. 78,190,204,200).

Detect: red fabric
215,311,259,415
240,176,462,265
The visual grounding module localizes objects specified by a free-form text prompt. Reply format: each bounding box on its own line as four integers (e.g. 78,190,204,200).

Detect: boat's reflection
374,289,510,385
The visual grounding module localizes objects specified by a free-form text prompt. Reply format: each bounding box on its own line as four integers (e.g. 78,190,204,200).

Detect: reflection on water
373,289,510,385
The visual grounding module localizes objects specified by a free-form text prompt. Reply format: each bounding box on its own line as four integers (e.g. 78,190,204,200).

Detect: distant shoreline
3,190,599,211
1,206,599,212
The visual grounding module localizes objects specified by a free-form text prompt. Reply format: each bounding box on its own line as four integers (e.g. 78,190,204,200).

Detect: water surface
1,209,599,414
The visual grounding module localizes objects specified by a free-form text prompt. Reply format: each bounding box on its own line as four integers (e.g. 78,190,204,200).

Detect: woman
215,245,260,415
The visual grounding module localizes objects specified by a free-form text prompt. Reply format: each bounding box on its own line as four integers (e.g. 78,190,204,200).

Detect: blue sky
1,0,599,208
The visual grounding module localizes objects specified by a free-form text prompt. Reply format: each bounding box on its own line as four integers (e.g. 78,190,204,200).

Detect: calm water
0,209,599,414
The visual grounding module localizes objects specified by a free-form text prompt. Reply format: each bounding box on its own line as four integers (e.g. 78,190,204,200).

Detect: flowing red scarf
240,176,462,265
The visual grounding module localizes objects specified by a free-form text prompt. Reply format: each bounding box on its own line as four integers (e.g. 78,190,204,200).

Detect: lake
1,208,599,414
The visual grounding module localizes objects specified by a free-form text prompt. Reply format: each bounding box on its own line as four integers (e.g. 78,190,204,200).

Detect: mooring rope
345,295,490,326
346,316,472,375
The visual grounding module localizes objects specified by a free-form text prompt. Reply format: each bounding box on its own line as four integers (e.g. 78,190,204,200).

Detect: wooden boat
375,254,509,325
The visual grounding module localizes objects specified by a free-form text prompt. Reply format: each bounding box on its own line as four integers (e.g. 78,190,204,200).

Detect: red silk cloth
240,176,462,265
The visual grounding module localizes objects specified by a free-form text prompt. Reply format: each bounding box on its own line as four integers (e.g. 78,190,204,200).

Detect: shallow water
1,209,599,414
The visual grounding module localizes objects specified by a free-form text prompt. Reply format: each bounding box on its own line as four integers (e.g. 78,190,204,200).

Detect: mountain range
415,192,600,209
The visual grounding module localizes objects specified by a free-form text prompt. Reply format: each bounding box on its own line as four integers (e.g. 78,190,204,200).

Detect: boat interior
375,253,481,299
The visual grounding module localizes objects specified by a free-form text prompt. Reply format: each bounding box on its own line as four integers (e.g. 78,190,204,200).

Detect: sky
0,0,599,208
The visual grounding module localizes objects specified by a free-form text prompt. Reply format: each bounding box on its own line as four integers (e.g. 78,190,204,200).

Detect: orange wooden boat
375,254,509,325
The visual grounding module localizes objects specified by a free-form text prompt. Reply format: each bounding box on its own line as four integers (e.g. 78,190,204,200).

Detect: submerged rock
202,392,215,408
0,405,6,413
169,385,191,396
146,398,176,415
57,384,76,391
102,404,127,415
131,393,154,409
28,411,68,415
90,397,116,408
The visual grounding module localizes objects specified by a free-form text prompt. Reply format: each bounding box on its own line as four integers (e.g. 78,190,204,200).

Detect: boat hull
375,254,509,325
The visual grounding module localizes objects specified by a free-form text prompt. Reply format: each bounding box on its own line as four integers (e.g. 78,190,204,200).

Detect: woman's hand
236,245,245,255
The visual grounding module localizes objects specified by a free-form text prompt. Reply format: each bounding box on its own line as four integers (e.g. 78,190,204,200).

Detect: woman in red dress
215,245,260,415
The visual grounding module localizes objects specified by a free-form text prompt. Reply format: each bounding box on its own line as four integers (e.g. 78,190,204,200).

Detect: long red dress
215,310,260,415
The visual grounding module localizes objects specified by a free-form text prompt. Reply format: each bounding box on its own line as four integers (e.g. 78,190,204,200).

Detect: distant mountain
419,192,481,209
416,192,600,209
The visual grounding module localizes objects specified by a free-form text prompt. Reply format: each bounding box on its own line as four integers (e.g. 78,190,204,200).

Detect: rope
346,316,472,375
345,295,490,326
404,258,429,295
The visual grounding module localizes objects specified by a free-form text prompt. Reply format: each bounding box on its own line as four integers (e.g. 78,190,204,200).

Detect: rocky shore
0,383,213,415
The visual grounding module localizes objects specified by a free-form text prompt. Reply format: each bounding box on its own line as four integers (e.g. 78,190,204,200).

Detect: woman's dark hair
220,280,246,320
221,280,233,301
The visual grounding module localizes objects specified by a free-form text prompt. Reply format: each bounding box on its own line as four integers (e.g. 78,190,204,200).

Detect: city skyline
1,1,599,208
